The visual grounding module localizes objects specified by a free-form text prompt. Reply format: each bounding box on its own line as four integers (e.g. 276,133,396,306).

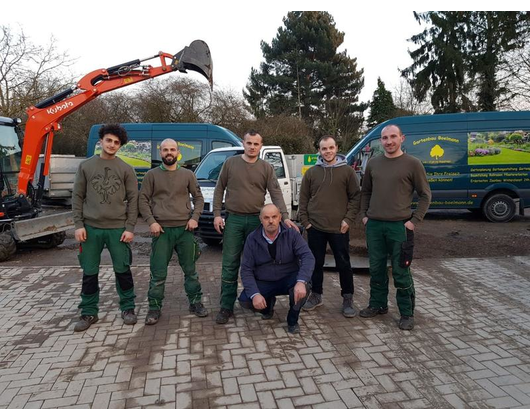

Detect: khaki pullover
298,156,361,233
360,153,431,225
213,156,289,219
139,165,204,227
72,155,138,232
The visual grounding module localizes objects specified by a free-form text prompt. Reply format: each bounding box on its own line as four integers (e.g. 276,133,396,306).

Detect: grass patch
468,147,530,165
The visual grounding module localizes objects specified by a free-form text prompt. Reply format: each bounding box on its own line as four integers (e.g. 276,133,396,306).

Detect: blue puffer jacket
240,222,315,298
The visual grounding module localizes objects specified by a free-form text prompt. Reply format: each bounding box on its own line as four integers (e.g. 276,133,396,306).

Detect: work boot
74,315,98,332
287,323,300,334
342,294,358,318
121,309,137,325
302,292,322,311
189,302,209,317
399,316,415,330
261,310,275,320
145,309,161,325
359,306,388,318
215,308,233,324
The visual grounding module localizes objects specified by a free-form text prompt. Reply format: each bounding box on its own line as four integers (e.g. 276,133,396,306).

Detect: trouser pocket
399,228,414,268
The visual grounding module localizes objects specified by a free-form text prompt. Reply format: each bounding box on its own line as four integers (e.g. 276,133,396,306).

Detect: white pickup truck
194,146,310,245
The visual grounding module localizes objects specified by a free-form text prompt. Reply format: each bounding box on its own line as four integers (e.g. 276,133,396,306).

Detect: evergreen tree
244,11,365,140
368,78,396,127
402,12,530,113
467,12,530,111
401,12,474,114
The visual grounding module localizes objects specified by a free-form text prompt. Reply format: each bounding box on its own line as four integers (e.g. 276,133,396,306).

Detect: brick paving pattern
1,256,530,408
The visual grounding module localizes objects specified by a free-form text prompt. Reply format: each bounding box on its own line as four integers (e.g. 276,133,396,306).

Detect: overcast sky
3,1,516,105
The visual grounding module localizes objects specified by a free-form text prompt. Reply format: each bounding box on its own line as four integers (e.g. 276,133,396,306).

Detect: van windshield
195,149,243,181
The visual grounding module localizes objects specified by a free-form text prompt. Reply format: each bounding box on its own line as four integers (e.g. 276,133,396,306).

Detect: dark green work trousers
77,225,135,316
366,219,415,316
220,214,261,310
148,226,202,310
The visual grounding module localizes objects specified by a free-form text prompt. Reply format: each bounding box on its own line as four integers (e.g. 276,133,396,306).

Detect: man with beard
139,138,207,325
299,135,361,317
72,124,139,332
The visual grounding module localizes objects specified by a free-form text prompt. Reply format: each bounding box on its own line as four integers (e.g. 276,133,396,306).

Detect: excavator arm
18,40,213,197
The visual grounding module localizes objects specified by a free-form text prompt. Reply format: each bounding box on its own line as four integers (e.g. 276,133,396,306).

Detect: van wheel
482,194,516,223
0,232,17,262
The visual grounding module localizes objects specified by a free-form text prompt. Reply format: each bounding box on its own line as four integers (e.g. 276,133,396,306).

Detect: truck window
195,149,243,181
352,138,384,171
264,152,286,178
212,140,235,149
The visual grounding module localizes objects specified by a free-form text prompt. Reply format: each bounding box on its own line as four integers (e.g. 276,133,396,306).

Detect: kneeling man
238,204,315,333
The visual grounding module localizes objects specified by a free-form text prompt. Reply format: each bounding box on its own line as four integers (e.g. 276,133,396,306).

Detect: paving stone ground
1,256,530,409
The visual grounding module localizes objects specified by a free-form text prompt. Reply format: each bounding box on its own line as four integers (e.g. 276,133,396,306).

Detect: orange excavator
0,40,213,261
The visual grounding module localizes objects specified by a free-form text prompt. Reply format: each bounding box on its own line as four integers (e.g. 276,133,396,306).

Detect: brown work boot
74,315,98,332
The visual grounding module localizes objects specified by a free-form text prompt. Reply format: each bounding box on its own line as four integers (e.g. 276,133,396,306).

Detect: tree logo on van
430,145,445,160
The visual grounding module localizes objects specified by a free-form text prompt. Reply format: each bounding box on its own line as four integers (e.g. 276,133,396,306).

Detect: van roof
384,110,530,126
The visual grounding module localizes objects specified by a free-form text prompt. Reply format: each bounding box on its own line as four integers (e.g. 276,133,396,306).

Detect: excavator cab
0,118,28,216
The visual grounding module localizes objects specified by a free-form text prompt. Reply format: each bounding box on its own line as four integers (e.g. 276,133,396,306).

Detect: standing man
238,204,314,334
359,124,431,330
139,138,207,325
213,129,298,324
299,135,361,317
72,124,138,332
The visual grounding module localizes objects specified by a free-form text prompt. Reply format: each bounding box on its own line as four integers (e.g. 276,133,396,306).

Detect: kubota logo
46,101,74,115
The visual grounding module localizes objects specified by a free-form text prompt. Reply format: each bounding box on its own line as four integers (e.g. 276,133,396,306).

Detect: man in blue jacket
238,204,315,334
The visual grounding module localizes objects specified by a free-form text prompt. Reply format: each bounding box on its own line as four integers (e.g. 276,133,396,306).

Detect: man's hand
150,222,165,237
362,217,369,226
186,219,198,231
294,282,307,304
284,218,300,233
75,228,87,243
214,216,225,234
252,294,267,310
404,220,415,231
340,220,350,234
120,231,134,243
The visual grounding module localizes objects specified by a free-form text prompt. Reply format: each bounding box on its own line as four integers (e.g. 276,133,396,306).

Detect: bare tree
502,39,530,110
392,78,433,116
207,88,252,134
132,77,212,123
0,25,74,118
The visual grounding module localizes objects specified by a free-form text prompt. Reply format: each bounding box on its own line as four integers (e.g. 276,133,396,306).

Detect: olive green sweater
360,153,432,225
298,157,361,233
72,155,138,232
213,156,289,219
139,165,204,227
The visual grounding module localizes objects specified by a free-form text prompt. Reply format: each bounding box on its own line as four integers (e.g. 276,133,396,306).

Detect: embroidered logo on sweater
91,167,121,204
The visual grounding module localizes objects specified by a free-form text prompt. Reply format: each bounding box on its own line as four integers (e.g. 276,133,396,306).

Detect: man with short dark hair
238,204,314,334
72,124,138,332
359,124,431,330
299,135,361,317
212,129,299,324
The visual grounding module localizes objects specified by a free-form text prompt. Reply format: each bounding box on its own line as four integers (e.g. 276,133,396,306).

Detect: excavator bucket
173,40,213,88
